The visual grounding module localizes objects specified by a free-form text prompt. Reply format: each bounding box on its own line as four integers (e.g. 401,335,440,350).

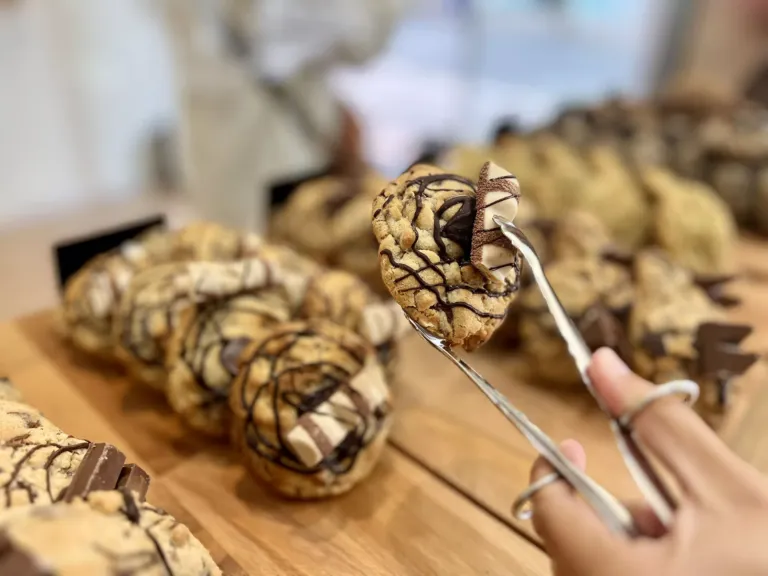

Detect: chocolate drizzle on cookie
377,171,519,322
1,438,90,507
236,325,389,476
176,298,284,410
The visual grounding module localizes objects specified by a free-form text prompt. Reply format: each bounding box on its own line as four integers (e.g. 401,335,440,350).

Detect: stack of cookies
0,380,221,575
62,221,410,499
371,161,757,420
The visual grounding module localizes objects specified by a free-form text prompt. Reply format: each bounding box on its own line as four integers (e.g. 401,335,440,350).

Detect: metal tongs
407,215,700,537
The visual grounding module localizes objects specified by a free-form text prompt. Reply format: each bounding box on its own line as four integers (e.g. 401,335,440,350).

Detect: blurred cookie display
60,229,167,358
703,138,768,234
62,221,410,499
547,92,768,235
230,320,392,498
643,167,737,275
372,162,522,350
271,171,389,294
519,256,634,387
629,252,757,413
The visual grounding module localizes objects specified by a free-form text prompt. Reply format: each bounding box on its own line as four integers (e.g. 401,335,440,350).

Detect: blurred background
1,0,767,319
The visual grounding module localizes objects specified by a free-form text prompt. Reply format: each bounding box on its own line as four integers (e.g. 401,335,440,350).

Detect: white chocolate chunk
349,360,390,412
286,391,358,467
477,161,520,232
121,241,147,265
482,190,518,229
360,300,410,346
480,243,517,282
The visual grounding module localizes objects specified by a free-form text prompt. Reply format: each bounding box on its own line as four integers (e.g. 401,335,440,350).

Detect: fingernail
593,347,630,379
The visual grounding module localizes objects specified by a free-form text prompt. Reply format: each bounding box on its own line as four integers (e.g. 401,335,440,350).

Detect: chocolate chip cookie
166,289,293,438
372,163,522,350
519,256,634,386
643,167,737,275
115,258,282,390
230,320,392,498
629,251,756,411
61,230,166,358
0,490,221,575
0,398,90,509
297,270,410,377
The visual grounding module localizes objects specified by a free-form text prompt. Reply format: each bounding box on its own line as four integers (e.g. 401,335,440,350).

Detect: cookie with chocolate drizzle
629,251,756,416
166,288,292,438
114,258,283,391
229,320,392,498
372,163,522,350
0,398,90,509
62,222,264,360
297,270,411,380
270,171,388,294
519,256,634,387
0,490,221,575
642,167,737,275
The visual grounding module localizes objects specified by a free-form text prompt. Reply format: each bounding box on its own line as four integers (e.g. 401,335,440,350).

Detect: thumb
531,440,617,572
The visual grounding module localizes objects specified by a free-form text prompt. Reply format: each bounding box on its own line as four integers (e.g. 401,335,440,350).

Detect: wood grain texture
8,317,549,576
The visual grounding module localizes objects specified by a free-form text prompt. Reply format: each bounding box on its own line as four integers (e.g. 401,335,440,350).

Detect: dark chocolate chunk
694,274,741,308
0,532,44,575
63,443,126,502
579,305,633,363
220,337,252,377
601,247,635,270
695,322,758,378
641,332,667,358
116,464,150,502
440,196,476,257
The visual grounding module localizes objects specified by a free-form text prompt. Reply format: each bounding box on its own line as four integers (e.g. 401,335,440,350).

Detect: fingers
623,501,667,539
531,440,617,570
589,348,750,501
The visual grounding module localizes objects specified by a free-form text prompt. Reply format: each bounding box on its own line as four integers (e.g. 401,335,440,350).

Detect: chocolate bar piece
0,531,42,575
695,322,758,377
117,464,151,502
579,304,633,363
286,392,358,468
470,161,521,282
63,443,126,502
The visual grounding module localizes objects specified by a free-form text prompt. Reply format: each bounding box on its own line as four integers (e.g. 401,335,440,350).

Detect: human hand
529,347,768,576
738,0,768,23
